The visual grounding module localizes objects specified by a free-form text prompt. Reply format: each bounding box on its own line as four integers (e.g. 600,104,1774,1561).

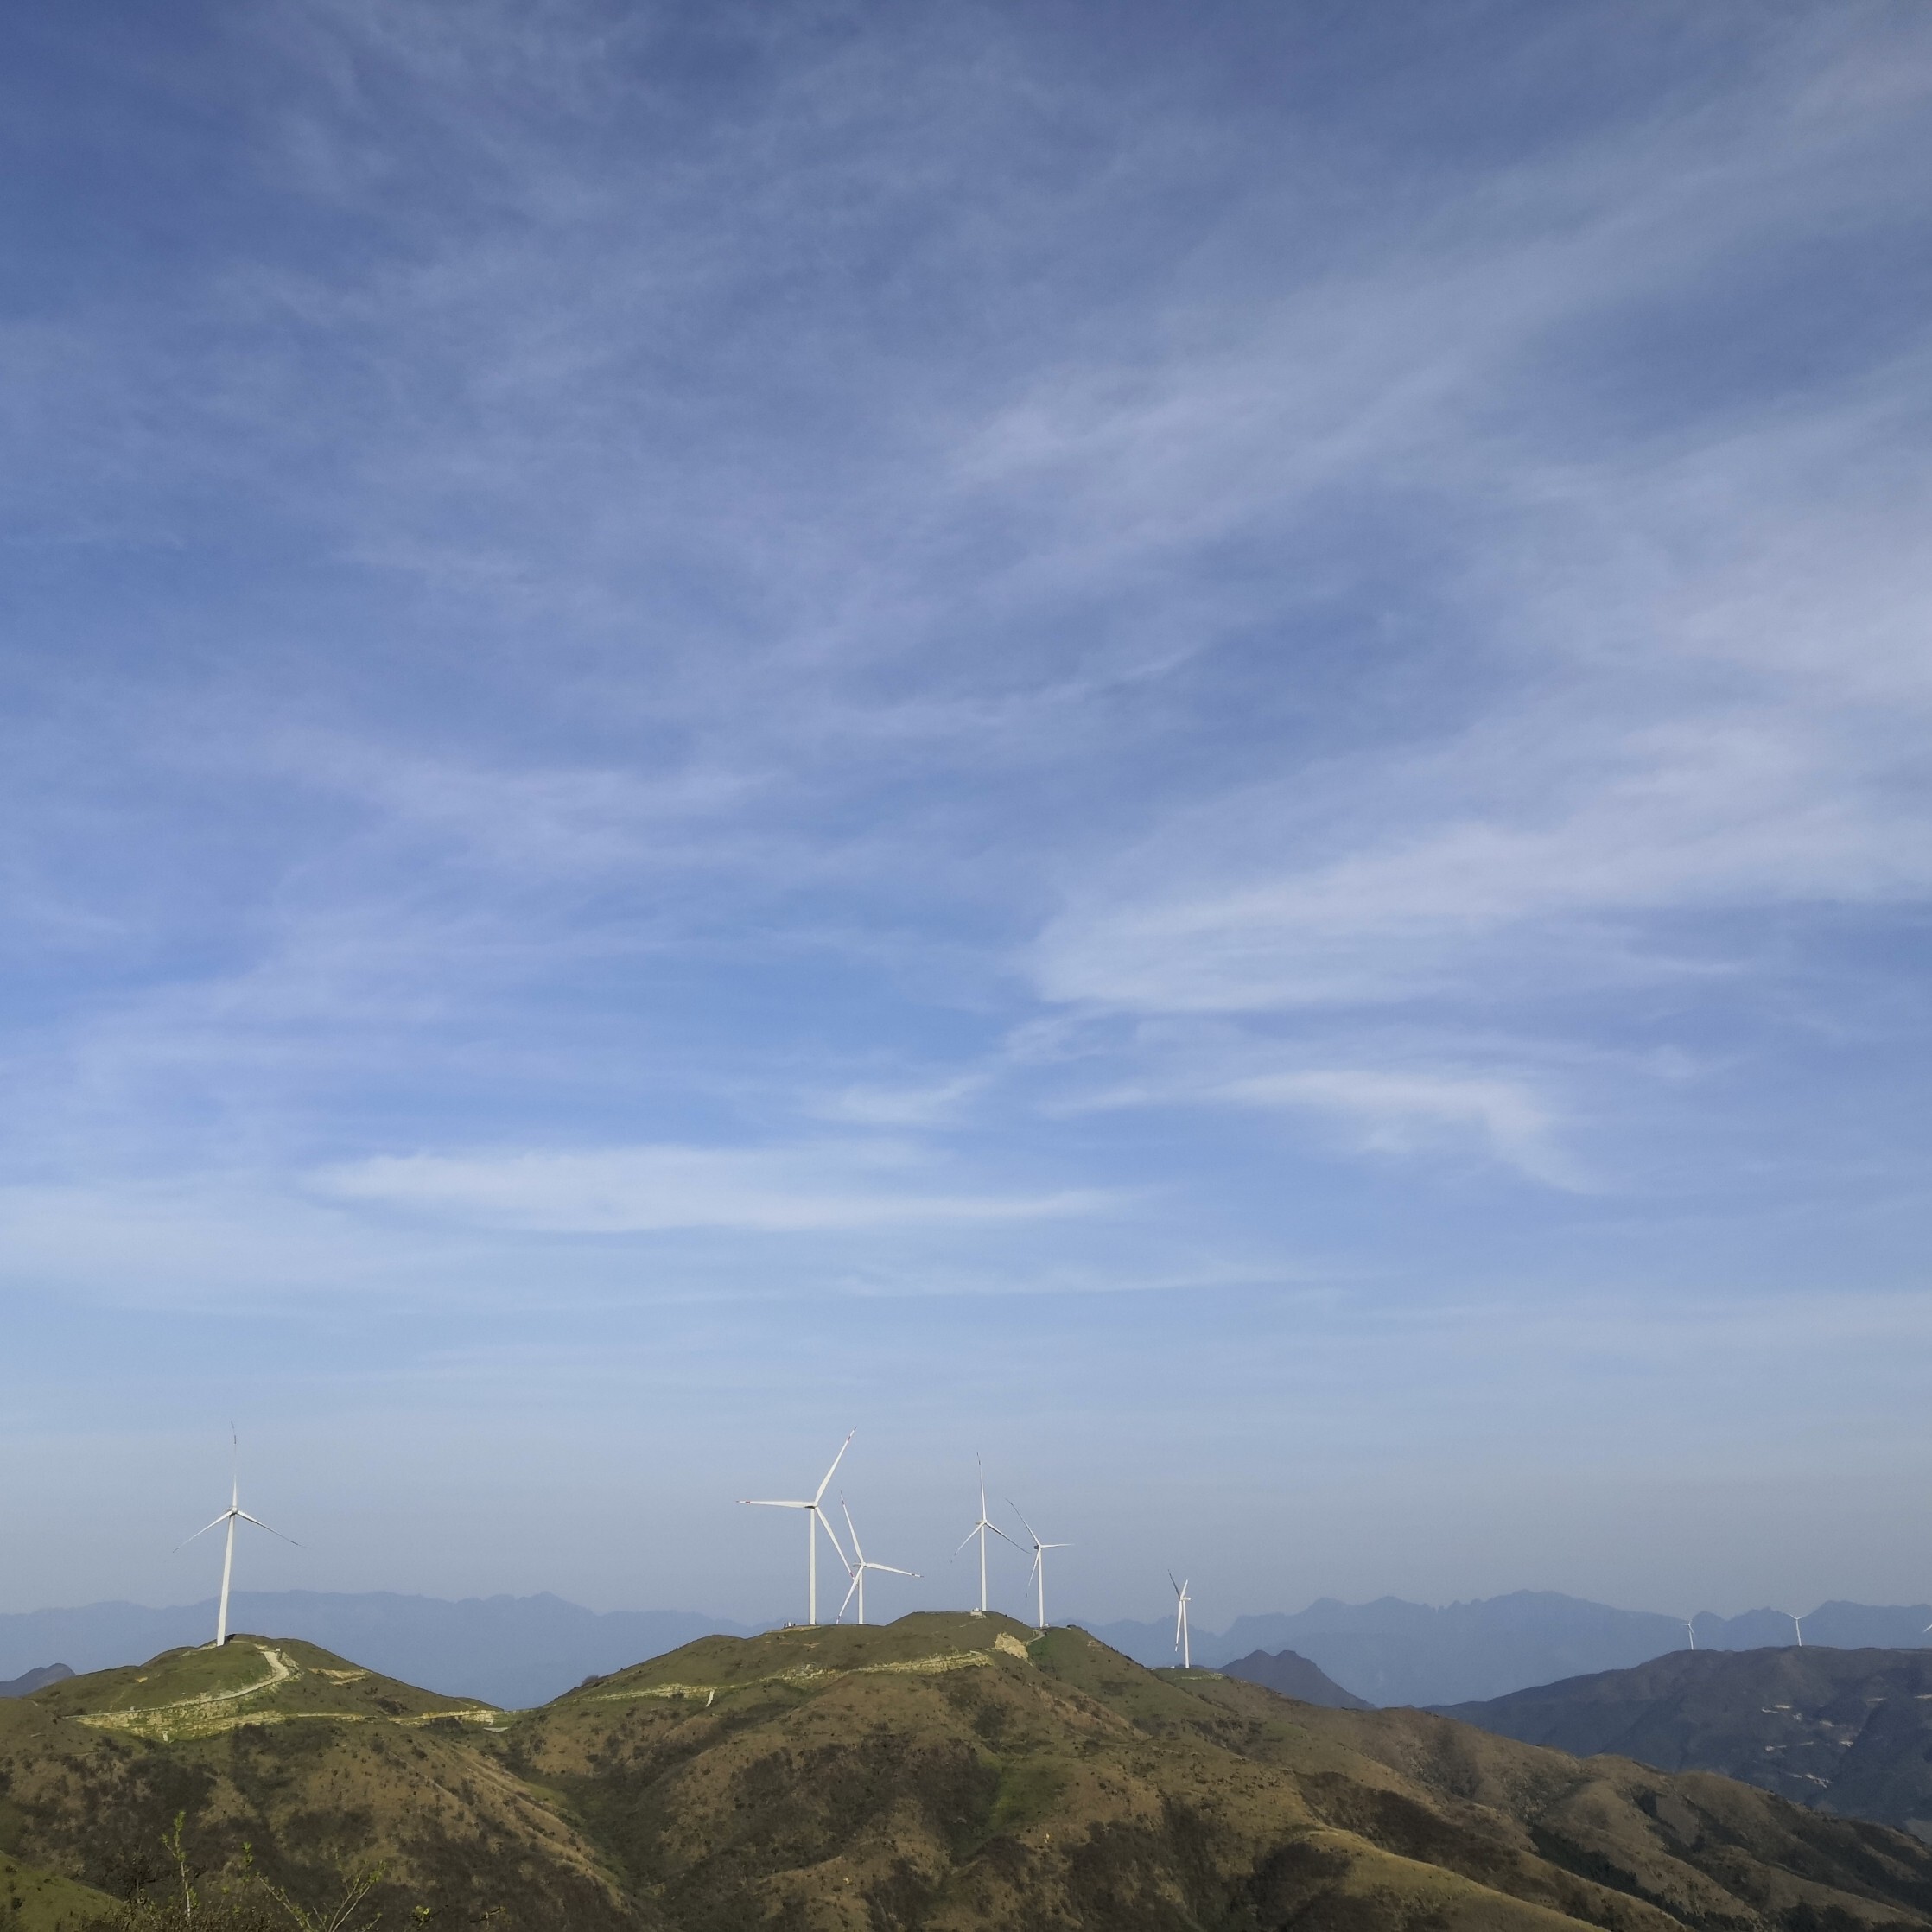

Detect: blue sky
3,0,1930,1630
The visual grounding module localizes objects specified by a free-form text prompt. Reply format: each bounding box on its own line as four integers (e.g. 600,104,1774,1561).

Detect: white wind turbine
836,1498,918,1624
178,1430,301,1648
1010,1501,1068,1633
1171,1572,1192,1669
740,1430,855,1626
1685,1618,1697,1651
956,1459,1017,1613
1788,1611,1804,1647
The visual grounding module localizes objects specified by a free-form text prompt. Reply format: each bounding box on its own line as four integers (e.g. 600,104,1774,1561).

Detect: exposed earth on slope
5,1617,1932,1928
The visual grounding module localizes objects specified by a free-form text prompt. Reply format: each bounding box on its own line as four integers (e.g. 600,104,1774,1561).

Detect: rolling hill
6,1617,1932,1927
1439,1644,1932,1835
0,1592,752,1709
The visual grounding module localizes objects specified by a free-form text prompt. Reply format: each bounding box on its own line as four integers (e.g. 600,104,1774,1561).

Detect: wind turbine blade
1169,1571,1182,1598
955,1528,980,1556
173,1511,232,1552
841,1498,865,1566
813,1429,856,1506
870,1563,918,1578
986,1522,1020,1548
1008,1501,1039,1547
235,1511,304,1547
836,1571,861,1622
741,1499,810,1508
814,1507,850,1573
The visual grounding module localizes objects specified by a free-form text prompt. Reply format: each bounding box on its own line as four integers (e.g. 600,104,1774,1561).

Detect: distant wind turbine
1010,1501,1068,1632
1787,1611,1804,1647
1171,1572,1192,1669
836,1498,918,1624
740,1429,855,1626
1685,1618,1696,1651
177,1429,301,1648
956,1459,1017,1613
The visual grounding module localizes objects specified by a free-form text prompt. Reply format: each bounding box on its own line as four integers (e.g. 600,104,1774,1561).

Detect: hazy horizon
3,2,1929,1629
5,1584,1927,1626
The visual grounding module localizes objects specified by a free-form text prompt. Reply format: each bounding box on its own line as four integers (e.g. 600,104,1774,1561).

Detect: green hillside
0,1850,114,1932
1440,1644,1932,1832
6,1616,1932,1928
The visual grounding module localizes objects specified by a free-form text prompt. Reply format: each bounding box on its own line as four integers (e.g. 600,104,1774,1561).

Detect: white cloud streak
315,1142,1107,1233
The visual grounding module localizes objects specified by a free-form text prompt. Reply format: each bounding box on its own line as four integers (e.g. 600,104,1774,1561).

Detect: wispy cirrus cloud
315,1141,1108,1234
6,0,1932,1622
1216,1068,1583,1190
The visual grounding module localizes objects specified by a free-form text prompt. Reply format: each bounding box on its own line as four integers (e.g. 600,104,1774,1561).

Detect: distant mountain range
1077,1592,1932,1706
0,1592,751,1708
9,1586,1929,1713
1439,1645,1932,1835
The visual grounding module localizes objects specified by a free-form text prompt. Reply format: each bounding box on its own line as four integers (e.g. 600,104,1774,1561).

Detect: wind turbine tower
1789,1611,1804,1648
180,1430,300,1648
956,1459,1017,1613
1010,1501,1068,1632
740,1430,855,1626
836,1498,918,1624
1171,1572,1192,1669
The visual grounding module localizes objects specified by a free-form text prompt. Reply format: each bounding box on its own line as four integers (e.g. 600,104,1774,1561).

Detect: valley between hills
6,1614,1932,1931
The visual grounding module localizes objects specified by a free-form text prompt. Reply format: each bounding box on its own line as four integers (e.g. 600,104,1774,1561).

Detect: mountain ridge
1439,1644,1932,1836
12,1586,1932,1717
0,1662,73,1698
9,1617,1932,1927
1220,1648,1371,1708
0,1590,753,1708
1080,1590,1932,1704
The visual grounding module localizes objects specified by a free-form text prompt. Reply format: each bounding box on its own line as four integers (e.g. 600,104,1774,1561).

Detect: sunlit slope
23,1634,499,1738
0,1637,626,1929
0,1850,113,1932
512,1613,1932,1929
5,1618,1932,1928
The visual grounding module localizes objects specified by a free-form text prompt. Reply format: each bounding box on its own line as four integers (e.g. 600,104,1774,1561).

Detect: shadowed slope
1440,1644,1932,1833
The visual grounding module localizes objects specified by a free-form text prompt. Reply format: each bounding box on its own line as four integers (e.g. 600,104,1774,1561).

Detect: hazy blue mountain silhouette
1077,1592,1932,1706
1220,1648,1369,1708
0,1593,753,1708
0,1662,73,1697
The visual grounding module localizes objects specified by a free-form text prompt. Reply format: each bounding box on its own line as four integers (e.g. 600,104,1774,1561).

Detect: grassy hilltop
4,1612,1932,1928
